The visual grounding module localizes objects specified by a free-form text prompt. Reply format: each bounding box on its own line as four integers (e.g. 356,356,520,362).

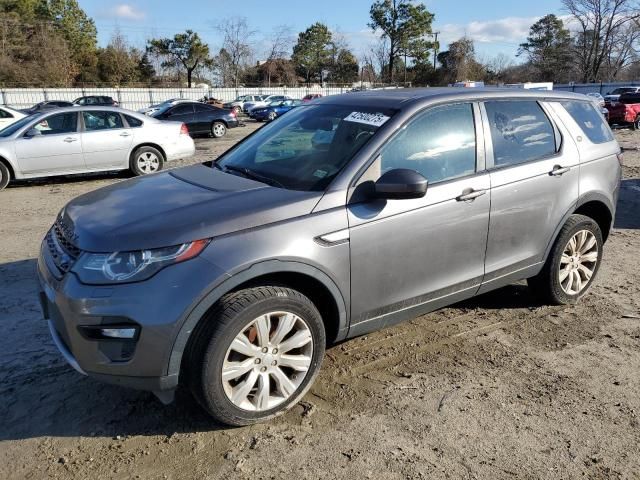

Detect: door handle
63,137,77,143
456,188,487,202
119,132,131,137
549,165,570,176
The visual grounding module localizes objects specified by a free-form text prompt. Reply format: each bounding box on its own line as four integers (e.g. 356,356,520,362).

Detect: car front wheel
0,162,10,190
528,214,603,305
267,111,277,121
186,286,326,426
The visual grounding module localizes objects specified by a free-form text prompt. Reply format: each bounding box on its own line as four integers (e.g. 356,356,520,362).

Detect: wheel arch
543,192,614,263
0,155,16,180
167,260,348,380
129,143,167,163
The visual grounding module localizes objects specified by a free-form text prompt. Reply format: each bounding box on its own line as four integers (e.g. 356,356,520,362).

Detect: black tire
0,161,10,190
129,146,164,176
186,286,326,426
211,121,227,138
528,214,603,305
632,116,640,131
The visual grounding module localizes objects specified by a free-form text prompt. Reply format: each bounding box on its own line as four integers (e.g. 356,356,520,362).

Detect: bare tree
216,17,256,87
563,0,640,81
263,25,293,86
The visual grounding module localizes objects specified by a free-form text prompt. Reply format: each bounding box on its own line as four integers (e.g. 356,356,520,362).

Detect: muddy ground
1,121,639,480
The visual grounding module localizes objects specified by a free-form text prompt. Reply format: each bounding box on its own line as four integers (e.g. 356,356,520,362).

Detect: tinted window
171,104,194,115
34,112,78,135
82,111,124,131
194,103,214,112
378,103,476,184
485,101,556,167
124,114,143,127
52,101,72,107
560,100,613,144
0,109,13,119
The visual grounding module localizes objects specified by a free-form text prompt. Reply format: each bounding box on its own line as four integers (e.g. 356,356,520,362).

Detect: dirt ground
1,120,639,480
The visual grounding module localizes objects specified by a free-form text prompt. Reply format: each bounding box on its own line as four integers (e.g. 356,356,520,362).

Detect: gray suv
38,89,621,425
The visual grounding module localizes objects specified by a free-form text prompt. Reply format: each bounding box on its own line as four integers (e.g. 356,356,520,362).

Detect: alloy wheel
136,152,160,173
221,311,313,412
213,123,226,137
558,229,598,295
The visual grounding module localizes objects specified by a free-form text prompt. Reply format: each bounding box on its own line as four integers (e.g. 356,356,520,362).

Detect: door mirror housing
25,128,42,138
374,168,428,200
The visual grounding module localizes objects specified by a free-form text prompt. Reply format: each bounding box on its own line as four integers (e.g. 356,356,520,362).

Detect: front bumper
37,238,227,392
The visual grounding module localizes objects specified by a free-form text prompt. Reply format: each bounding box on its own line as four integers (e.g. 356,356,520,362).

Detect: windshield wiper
222,164,285,188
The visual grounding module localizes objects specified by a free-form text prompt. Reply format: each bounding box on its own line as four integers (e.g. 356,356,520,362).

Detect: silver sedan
0,106,195,190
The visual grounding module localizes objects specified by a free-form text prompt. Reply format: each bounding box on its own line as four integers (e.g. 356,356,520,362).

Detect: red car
302,93,323,102
607,92,640,130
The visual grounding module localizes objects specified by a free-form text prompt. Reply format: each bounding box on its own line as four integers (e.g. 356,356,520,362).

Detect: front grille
46,220,80,274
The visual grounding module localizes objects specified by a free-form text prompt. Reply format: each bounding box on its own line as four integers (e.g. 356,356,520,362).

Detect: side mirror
25,128,42,138
374,168,428,200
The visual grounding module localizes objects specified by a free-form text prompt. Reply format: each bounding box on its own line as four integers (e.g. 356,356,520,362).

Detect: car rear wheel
130,146,164,176
0,161,10,190
632,116,640,130
211,122,227,138
232,106,241,115
186,286,325,426
267,111,277,121
528,214,603,305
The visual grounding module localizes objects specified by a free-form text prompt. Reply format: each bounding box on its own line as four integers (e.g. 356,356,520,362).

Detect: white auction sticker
344,111,390,127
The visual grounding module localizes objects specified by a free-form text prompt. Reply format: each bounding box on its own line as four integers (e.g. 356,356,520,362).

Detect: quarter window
82,111,124,131
377,103,477,184
124,115,143,127
34,112,78,135
485,101,557,167
0,109,13,119
560,100,613,144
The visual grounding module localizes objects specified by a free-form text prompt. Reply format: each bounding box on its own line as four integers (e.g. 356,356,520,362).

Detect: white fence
0,87,358,111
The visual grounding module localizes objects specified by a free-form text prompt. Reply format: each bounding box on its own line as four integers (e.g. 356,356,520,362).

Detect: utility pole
432,32,440,69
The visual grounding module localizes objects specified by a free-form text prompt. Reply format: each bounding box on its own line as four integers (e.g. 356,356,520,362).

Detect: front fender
166,259,348,379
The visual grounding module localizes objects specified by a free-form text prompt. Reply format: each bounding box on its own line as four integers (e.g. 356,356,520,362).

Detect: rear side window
124,115,143,127
560,100,614,144
83,111,124,131
485,101,557,167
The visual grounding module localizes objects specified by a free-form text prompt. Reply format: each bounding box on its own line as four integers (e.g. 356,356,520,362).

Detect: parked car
244,95,292,113
138,99,193,116
0,106,194,189
302,93,323,102
73,96,118,107
606,92,640,129
585,92,605,107
150,102,239,138
0,105,26,130
21,100,74,115
223,95,265,114
604,86,640,103
37,89,620,426
250,99,302,121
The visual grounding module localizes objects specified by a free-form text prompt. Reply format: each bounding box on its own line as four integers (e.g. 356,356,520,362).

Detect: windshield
0,115,35,137
216,104,396,191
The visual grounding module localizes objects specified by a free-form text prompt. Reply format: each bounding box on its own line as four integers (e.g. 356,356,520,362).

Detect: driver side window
377,103,477,184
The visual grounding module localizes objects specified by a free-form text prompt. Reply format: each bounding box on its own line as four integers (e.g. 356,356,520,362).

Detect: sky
79,0,566,63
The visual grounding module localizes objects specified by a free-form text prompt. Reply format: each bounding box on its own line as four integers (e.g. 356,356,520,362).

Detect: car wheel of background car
211,122,227,138
528,214,603,305
267,112,277,121
0,161,10,190
130,146,164,176
232,106,241,115
185,286,326,426
633,116,640,131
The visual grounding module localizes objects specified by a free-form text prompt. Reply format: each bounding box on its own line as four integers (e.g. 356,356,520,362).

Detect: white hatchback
0,107,195,190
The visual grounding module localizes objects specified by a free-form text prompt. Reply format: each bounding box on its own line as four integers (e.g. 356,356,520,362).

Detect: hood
59,164,322,252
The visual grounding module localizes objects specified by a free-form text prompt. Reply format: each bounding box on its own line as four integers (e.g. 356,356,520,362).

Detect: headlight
73,239,210,285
